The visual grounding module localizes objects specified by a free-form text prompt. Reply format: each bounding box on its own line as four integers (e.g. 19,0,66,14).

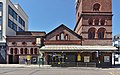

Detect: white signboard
84,56,90,62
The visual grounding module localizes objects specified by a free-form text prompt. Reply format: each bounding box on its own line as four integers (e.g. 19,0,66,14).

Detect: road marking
109,72,115,75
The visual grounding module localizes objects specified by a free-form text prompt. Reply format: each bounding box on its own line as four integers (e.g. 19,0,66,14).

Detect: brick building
74,0,112,46
73,0,117,67
40,24,117,67
6,31,45,64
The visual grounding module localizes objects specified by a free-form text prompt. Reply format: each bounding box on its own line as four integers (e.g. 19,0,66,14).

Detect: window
34,48,38,54
8,6,18,20
104,56,110,62
0,2,2,11
98,32,104,39
88,28,96,39
100,19,105,25
65,34,69,40
56,32,70,40
88,18,93,25
36,38,41,45
56,35,60,40
93,3,101,11
98,28,106,39
24,48,28,54
19,16,25,27
13,23,17,31
14,48,18,54
95,18,99,25
0,17,2,25
30,48,33,54
84,56,90,62
13,12,17,20
18,27,24,31
0,30,2,39
10,48,13,54
61,33,64,40
8,19,17,31
20,48,24,54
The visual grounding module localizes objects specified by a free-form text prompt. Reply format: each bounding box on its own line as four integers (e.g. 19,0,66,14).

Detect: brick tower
74,0,112,46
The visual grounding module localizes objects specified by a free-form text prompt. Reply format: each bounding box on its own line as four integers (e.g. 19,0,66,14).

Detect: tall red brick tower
74,0,112,46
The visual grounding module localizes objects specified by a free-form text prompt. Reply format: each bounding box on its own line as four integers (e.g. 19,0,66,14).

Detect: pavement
0,64,51,68
0,64,120,70
0,67,120,75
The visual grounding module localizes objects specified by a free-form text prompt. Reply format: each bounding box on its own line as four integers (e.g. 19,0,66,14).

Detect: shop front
40,45,117,67
19,55,38,64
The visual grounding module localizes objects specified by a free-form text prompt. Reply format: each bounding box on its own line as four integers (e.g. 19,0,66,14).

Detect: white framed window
61,33,64,40
84,56,90,62
104,56,110,62
36,38,41,45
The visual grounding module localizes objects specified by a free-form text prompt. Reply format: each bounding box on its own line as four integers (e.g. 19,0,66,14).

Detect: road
0,67,120,75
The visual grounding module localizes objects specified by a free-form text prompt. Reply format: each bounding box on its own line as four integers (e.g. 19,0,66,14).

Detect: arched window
24,48,28,54
95,18,99,25
20,48,24,54
56,35,60,40
88,28,96,39
10,48,13,54
60,33,64,40
65,34,69,40
100,19,105,25
22,41,27,45
34,48,38,54
30,48,33,54
88,18,93,25
93,3,101,11
14,48,18,54
98,28,106,39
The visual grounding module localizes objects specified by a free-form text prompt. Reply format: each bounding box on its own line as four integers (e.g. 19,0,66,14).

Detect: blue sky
11,0,120,36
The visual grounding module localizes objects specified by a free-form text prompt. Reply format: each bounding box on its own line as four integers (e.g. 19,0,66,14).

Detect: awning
40,45,118,52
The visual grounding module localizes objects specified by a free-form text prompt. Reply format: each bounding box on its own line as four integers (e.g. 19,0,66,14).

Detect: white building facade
0,0,28,64
112,34,120,66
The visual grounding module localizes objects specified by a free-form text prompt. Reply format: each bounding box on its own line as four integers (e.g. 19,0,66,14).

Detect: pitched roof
45,24,82,39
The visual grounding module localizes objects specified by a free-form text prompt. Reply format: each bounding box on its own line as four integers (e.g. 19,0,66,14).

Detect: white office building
0,0,28,63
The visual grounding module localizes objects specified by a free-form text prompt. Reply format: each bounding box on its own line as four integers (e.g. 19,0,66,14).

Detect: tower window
88,18,93,25
88,28,96,39
98,28,106,39
93,3,101,11
100,19,105,25
95,18,99,25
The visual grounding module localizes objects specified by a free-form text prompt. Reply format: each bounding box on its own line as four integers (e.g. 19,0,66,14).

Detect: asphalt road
0,67,120,75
